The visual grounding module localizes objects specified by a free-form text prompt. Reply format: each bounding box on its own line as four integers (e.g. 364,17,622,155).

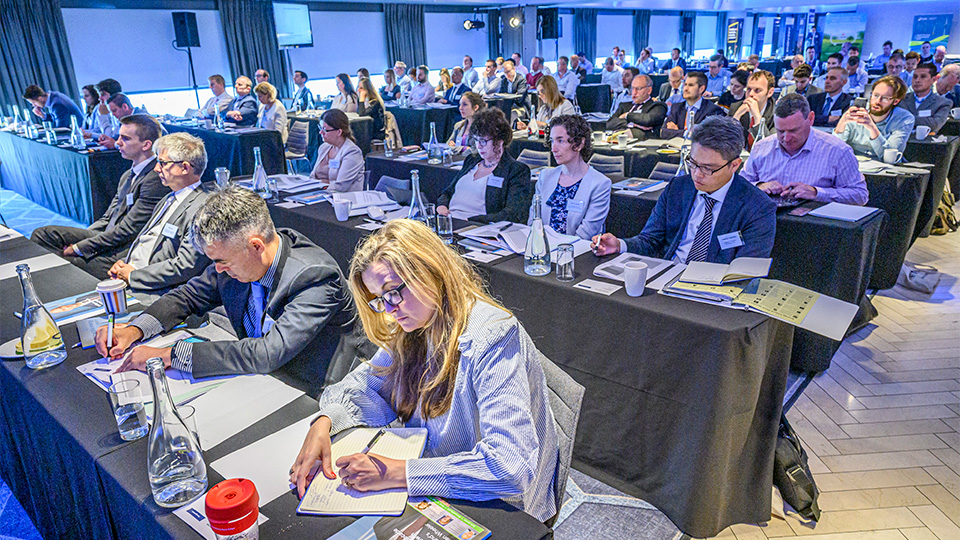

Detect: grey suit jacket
75,157,168,258
143,229,369,396
127,183,212,293
899,92,952,133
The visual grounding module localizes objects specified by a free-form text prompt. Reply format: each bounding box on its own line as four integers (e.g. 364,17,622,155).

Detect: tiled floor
704,228,960,539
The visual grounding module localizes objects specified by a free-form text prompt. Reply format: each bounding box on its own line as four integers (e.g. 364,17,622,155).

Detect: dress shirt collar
777,128,819,157
915,91,931,103
131,155,156,177
256,235,283,291
688,97,704,111
171,180,201,202
697,173,734,202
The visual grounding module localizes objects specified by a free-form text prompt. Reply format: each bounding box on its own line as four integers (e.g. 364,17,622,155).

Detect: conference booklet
329,497,492,540
22,290,141,325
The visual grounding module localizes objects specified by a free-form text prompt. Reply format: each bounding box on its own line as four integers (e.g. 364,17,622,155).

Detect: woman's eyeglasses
367,282,407,313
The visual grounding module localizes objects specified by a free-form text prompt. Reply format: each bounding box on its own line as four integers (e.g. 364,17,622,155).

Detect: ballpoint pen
361,428,386,455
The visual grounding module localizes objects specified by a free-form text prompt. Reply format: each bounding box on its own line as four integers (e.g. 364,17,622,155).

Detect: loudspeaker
681,17,694,33
172,12,200,48
538,8,559,40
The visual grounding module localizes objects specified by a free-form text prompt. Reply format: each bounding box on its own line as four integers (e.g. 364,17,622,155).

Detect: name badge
717,231,744,250
567,199,585,213
161,223,179,239
830,109,843,116
262,314,276,334
126,193,135,206
918,110,931,118
328,158,340,170
487,176,504,188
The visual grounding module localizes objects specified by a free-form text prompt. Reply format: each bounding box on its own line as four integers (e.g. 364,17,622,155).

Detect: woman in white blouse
447,92,485,151
254,82,288,143
332,73,359,113
529,115,611,240
309,108,364,192
517,76,576,131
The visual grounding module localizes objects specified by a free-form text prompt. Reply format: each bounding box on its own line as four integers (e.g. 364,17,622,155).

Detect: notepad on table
680,257,771,285
808,203,880,222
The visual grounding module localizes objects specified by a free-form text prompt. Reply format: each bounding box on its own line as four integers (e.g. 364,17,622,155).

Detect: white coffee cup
617,133,628,148
623,261,648,297
916,125,931,140
883,148,902,165
951,107,960,120
333,200,351,221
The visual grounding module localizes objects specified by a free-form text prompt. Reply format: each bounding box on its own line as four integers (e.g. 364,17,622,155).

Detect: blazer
780,83,823,99
258,101,288,143
311,139,365,192
938,86,960,108
380,84,401,102
498,74,528,108
658,82,682,103
437,152,532,223
807,92,853,127
660,99,727,139
528,166,611,240
606,99,668,139
75,157,168,258
624,174,776,264
899,92,952,134
142,229,367,396
127,183,212,293
447,119,471,147
43,91,84,128
292,86,314,111
224,94,258,126
442,83,469,104
358,99,385,140
729,99,776,149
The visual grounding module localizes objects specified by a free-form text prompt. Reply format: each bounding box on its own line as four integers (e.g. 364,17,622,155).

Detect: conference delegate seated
807,67,852,128
200,74,232,119
333,74,360,113
935,64,960,107
80,84,101,135
658,67,685,106
660,72,726,139
526,56,550,88
447,92,485,150
569,54,587,83
105,132,212,294
437,108,531,223
292,70,314,112
592,117,776,263
844,57,870,96
289,219,559,522
609,67,638,115
97,93,148,149
409,65,436,105
473,59,502,96
741,94,868,205
780,65,822,99
32,115,167,277
255,69,270,85
439,67,469,104
435,68,453,94
549,56,579,98
357,77,386,140
101,187,365,397
308,109,365,193
394,62,413,94
22,84,83,128
777,55,804,87
599,57,622,90
730,70,777,150
380,68,401,102
899,63,952,134
834,75,915,160
462,55,480,88
605,75,668,140
704,55,731,97
224,76,258,127
516,76,575,131
717,70,748,111
635,48,657,75
529,115,611,241
93,78,123,138
255,82,288,143
659,48,686,73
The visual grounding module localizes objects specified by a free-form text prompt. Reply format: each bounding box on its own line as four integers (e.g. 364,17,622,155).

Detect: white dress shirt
551,69,580,98
671,177,732,263
462,67,480,88
600,67,623,90
201,91,232,118
610,87,632,114
126,181,201,268
409,81,436,105
449,164,489,220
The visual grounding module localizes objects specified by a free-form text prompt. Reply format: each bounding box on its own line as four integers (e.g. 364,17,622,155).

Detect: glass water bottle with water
407,170,429,227
251,146,270,199
524,194,551,276
682,108,696,140
16,264,67,370
427,122,442,164
70,116,86,149
146,356,207,507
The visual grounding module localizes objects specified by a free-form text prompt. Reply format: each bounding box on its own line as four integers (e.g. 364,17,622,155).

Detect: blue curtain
574,9,598,65
633,10,651,58
384,3,427,69
218,0,290,98
487,9,501,60
0,0,79,116
679,11,696,57
716,12,729,55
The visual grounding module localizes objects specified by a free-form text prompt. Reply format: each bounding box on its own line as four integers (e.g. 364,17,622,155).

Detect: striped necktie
125,195,175,263
243,282,266,338
686,194,717,263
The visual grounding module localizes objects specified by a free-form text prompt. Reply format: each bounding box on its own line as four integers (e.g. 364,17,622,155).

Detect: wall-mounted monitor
274,2,313,49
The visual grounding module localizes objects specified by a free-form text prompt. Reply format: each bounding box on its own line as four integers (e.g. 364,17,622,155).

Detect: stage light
463,19,485,31
509,16,522,28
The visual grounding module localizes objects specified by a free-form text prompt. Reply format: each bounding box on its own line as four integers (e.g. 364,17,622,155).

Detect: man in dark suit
32,115,168,278
101,187,366,396
592,116,776,264
899,63,952,133
605,75,667,139
22,84,84,128
660,72,726,139
659,48,687,73
98,93,149,149
730,70,776,149
657,67,684,104
807,66,853,128
440,67,469,104
224,76,258,127
106,132,211,295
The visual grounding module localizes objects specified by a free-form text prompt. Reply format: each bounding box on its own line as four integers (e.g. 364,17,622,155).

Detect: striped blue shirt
317,301,559,522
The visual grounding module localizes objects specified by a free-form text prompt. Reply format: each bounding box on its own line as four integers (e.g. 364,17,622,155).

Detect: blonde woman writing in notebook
289,220,559,522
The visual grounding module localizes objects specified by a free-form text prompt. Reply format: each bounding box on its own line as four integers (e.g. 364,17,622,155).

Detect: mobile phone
789,206,812,217
853,97,868,109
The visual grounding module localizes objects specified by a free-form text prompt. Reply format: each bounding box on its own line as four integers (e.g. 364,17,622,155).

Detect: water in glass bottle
407,170,430,228
524,194,551,276
427,122,442,164
251,146,269,199
16,264,67,369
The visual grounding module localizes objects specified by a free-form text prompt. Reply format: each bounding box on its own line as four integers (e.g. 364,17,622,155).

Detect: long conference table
0,232,550,540
162,122,285,184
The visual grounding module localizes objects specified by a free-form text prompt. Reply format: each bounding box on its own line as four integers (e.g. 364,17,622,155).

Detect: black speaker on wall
539,8,559,40
172,12,201,48
681,17,694,34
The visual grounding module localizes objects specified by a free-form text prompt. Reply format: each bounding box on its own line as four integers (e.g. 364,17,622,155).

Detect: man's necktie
822,96,834,117
243,282,265,338
686,194,717,263
125,195,175,263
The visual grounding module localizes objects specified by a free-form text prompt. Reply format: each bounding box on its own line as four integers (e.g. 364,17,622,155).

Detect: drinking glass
176,404,201,448
384,139,395,158
556,244,575,282
423,203,437,232
437,214,454,244
108,379,148,441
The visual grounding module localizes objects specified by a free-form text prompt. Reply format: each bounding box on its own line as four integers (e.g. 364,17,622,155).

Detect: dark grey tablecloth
163,123,284,183
904,136,959,238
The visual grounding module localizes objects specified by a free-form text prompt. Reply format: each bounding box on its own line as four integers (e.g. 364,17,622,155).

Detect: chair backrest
576,84,611,114
286,120,310,156
649,161,680,181
539,351,584,528
517,148,551,169
588,153,624,176
373,175,411,200
384,111,403,148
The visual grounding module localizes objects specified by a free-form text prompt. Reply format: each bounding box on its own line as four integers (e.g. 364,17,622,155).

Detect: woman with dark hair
447,92,485,150
333,73,359,113
309,109,365,192
81,84,100,133
528,115,611,240
436,108,532,223
357,77,385,140
380,69,401,102
357,67,370,82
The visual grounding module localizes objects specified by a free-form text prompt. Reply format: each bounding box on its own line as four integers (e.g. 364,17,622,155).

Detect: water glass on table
214,167,231,188
384,138,394,158
108,379,148,441
424,203,437,232
176,404,201,448
556,244,575,282
436,214,454,244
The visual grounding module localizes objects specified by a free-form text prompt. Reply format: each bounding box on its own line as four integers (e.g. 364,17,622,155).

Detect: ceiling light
463,19,485,31
509,16,522,28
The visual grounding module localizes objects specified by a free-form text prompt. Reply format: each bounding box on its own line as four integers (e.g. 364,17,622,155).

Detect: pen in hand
362,428,386,455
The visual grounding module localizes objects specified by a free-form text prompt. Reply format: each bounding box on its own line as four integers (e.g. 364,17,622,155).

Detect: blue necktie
687,194,717,263
822,96,834,117
243,283,265,338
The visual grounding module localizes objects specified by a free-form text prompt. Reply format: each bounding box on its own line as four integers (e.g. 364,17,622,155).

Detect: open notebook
297,427,428,516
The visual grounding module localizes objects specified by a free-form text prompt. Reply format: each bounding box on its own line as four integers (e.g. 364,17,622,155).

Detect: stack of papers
395,150,428,162
808,203,880,222
459,221,592,256
267,174,327,193
593,253,672,282
612,178,668,193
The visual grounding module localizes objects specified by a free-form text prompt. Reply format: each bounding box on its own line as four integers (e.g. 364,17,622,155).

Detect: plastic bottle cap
205,478,259,534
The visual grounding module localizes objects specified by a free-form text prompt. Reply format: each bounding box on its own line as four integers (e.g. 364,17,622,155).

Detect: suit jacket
529,166,611,240
660,58,687,73
938,86,960,108
437,152,532,223
807,92,852,128
658,82,682,103
75,157,168,258
899,92,952,134
127,183,212,293
624,174,776,264
293,86,314,111
312,139,365,192
499,74,528,108
605,99,668,139
224,94,258,126
781,84,823,99
442,82,469,104
258,101,288,143
142,229,367,396
729,100,776,149
660,99,727,139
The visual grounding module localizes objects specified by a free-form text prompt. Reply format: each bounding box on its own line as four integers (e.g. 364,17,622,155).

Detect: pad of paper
808,203,880,222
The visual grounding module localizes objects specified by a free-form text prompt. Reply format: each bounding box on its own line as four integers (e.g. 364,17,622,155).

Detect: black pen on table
106,313,115,353
361,428,386,454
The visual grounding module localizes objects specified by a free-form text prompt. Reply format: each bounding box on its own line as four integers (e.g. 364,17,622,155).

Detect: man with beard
834,75,914,160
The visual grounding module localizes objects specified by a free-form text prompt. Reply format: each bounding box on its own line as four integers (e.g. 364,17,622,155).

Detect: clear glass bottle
16,264,67,369
524,194,551,276
407,170,429,226
214,109,225,132
70,115,86,149
24,115,38,139
251,146,269,199
43,121,57,145
146,356,207,508
682,108,696,140
427,122,442,165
